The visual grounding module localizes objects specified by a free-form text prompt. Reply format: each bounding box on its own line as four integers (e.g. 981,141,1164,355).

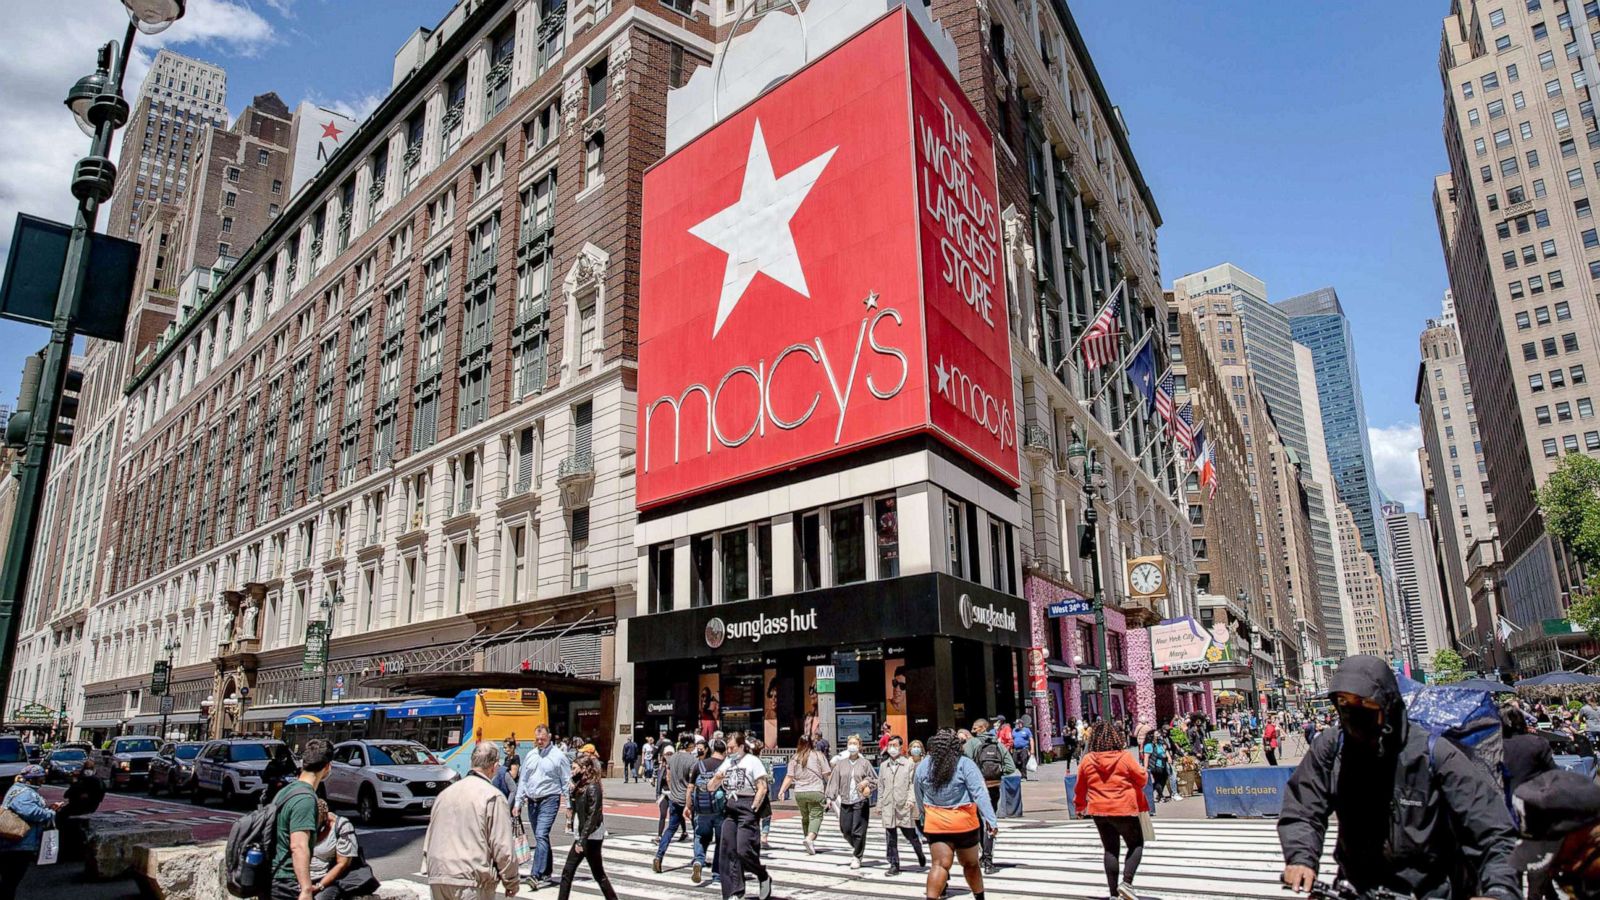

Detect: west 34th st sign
637,8,1019,509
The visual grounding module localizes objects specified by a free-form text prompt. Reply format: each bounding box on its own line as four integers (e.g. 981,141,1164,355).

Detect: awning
1177,684,1204,694
77,717,124,728
126,713,207,727
241,706,297,723
361,670,618,700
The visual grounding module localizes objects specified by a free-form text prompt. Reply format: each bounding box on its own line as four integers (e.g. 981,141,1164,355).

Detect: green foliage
1429,648,1468,684
1537,454,1600,635
1170,728,1191,752
1566,588,1600,638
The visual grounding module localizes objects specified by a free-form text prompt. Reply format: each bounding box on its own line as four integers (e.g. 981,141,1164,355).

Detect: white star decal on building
934,356,952,397
689,120,837,338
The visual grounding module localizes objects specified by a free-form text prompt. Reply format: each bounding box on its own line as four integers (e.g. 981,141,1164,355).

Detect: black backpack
691,760,725,815
975,739,1005,781
225,782,304,897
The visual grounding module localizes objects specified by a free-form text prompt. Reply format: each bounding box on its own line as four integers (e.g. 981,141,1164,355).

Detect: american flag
1154,370,1175,422
1080,283,1124,370
1171,402,1195,457
1200,444,1218,499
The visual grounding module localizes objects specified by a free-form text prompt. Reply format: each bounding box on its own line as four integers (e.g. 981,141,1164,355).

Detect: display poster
802,665,821,743
764,667,779,747
884,658,908,742
697,672,721,739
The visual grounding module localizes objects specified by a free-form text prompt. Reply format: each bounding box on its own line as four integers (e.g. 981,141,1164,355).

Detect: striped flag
1080,283,1124,370
1154,370,1175,422
1200,444,1218,499
1171,402,1195,457
1191,424,1208,467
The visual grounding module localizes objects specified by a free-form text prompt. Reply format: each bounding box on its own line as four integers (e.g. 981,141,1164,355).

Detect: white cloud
1369,422,1425,513
305,91,386,124
0,0,274,273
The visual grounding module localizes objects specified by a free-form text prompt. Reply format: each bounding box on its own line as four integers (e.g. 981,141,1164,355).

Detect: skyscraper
105,49,229,241
1436,0,1594,674
1387,509,1452,672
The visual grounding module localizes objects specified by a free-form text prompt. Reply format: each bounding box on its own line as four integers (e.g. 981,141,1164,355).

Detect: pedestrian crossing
389,814,1335,899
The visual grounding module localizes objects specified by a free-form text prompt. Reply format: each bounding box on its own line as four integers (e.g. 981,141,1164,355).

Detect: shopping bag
1137,811,1155,843
512,816,532,865
1026,754,1038,773
37,828,59,865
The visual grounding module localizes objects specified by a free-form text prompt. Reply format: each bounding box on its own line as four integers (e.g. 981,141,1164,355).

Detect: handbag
0,807,27,842
512,815,533,866
1026,753,1038,773
36,828,59,866
1138,810,1155,843
334,856,379,896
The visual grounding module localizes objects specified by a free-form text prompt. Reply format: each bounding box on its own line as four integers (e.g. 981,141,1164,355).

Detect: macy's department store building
626,7,1032,750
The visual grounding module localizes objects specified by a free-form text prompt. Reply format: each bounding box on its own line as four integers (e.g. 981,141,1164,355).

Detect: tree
1429,648,1467,684
1536,453,1600,635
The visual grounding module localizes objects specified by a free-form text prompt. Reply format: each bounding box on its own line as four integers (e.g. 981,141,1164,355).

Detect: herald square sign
638,9,1018,510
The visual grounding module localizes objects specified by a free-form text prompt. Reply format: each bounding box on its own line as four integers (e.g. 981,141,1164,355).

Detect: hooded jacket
1278,656,1521,900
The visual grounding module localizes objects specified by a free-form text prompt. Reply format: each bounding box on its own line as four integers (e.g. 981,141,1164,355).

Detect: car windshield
229,743,291,763
367,743,438,766
50,750,86,761
175,745,202,760
115,738,159,754
0,739,26,763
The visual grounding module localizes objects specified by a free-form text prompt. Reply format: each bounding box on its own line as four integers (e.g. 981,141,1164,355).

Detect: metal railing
558,452,593,479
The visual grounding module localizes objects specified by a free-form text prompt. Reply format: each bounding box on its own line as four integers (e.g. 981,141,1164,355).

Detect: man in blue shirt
512,725,569,888
1011,718,1034,780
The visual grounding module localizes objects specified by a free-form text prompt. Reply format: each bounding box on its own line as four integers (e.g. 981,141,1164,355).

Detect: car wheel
357,787,381,826
146,774,159,796
221,779,237,808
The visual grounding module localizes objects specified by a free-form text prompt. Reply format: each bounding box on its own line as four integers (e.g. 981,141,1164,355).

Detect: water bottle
240,847,264,891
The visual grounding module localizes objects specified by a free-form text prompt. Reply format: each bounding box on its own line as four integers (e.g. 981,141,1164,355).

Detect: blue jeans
693,810,723,870
525,793,562,880
655,800,685,859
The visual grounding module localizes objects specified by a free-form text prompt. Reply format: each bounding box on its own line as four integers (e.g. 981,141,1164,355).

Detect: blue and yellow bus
284,688,549,773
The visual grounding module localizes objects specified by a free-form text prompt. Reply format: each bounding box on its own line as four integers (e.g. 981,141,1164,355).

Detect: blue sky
0,1,1443,506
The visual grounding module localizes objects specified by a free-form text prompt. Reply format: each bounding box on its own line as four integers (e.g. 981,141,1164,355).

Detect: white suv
323,740,458,824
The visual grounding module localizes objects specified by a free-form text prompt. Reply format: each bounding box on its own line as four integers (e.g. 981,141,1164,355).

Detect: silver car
323,740,458,824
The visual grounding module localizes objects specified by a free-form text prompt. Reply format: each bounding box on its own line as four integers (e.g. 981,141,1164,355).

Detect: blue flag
1192,424,1208,467
1124,339,1158,414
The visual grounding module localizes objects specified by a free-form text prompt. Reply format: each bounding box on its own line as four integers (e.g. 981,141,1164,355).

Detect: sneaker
850,856,862,870
1118,881,1140,900
885,865,901,877
758,876,773,900
982,861,997,875
652,857,663,874
692,862,703,884
804,837,815,855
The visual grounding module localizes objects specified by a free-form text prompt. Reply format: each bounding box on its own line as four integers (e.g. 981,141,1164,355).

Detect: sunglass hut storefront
628,572,1033,747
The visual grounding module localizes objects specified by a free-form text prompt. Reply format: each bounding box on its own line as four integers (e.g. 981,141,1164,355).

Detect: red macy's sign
638,8,1018,510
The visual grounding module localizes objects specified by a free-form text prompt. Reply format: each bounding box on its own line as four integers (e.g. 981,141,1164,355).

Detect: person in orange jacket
1074,721,1150,900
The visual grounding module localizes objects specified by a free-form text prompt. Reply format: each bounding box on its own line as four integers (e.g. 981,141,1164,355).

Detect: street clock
1126,555,1167,599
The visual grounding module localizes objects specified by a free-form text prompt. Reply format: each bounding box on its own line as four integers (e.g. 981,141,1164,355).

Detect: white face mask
847,745,861,757
886,746,900,758
910,747,923,758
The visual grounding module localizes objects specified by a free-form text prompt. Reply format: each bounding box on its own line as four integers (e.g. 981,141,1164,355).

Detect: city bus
283,688,549,773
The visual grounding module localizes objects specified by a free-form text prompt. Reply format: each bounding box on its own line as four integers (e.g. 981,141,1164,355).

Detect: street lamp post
55,669,72,743
1238,588,1261,716
0,0,187,716
1066,438,1113,721
319,585,344,706
159,637,180,739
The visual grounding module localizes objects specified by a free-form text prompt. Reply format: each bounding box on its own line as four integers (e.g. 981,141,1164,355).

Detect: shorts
924,827,983,851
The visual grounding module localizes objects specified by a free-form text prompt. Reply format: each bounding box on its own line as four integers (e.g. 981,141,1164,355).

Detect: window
1566,332,1580,352
1532,373,1546,391
1545,337,1559,356
1505,250,1520,269
1531,274,1545,293
1532,21,1548,39
1580,397,1594,417
524,98,561,153
1537,208,1552,226
223,190,236,207
1484,71,1502,91
794,511,822,591
1555,108,1571,129
1525,341,1539,361
1557,301,1573,320
569,507,589,589
1498,34,1513,51
1588,432,1600,451
1566,434,1581,452
1559,401,1573,421
1544,238,1558,257
1470,108,1482,126
1553,368,1567,388
1502,156,1521,177
1489,98,1506,118
1477,136,1489,156
226,166,239,182
258,148,270,166
1508,62,1520,82
1538,405,1552,425
691,534,713,606
1537,305,1552,324
874,495,899,579
1543,437,1558,457
1515,90,1527,109
584,133,604,189
829,502,866,585
721,528,749,602
648,542,674,614
1482,165,1494,184
1511,280,1525,299
586,58,608,116
1574,364,1587,384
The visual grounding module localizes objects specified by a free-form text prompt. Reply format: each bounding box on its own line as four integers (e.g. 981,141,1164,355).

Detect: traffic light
3,353,42,451
54,366,82,446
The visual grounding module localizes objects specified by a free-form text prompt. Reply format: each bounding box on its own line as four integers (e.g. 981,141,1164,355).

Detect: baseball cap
1511,769,1600,871
580,744,596,755
19,764,45,781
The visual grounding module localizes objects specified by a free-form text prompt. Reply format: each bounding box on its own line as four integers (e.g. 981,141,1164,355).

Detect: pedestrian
1075,721,1149,900
877,736,925,876
653,743,673,840
914,729,996,900
878,722,894,754
642,737,656,782
505,738,522,785
708,731,772,900
266,739,334,900
308,797,377,900
777,736,830,855
995,716,1013,754
1141,728,1171,803
1012,717,1034,780
962,718,1016,875
0,765,54,900
1510,768,1600,898
423,743,520,900
1062,718,1080,769
1502,705,1557,794
827,735,877,871
554,754,617,900
685,737,727,884
746,738,774,849
513,724,570,890
622,734,639,784
1263,716,1280,767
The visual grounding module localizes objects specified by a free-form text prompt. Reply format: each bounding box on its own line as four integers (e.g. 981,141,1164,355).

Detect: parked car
0,736,29,782
324,740,459,824
24,744,42,764
99,736,163,789
44,747,90,784
148,741,206,796
192,738,296,807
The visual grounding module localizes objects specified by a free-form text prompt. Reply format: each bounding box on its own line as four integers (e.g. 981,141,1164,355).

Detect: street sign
303,622,328,673
1046,597,1093,618
331,675,346,701
151,660,170,696
1313,657,1338,667
158,695,175,715
815,665,836,694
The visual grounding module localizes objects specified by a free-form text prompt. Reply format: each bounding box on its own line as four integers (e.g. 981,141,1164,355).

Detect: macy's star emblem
689,120,837,338
321,121,344,141
934,356,952,397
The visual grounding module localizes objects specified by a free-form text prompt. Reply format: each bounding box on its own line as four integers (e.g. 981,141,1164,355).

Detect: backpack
691,760,725,816
975,739,1005,781
225,781,306,897
1150,741,1168,771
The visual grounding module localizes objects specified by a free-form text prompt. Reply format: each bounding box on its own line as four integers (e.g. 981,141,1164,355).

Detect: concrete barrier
132,840,432,900
83,816,194,880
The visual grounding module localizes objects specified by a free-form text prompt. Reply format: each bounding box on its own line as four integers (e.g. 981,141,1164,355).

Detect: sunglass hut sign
637,9,1020,511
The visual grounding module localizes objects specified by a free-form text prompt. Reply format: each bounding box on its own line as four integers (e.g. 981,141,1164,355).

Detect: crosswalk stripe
390,815,1337,899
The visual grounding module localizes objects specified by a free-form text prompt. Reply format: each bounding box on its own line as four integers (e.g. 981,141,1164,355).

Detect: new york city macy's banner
638,9,1019,509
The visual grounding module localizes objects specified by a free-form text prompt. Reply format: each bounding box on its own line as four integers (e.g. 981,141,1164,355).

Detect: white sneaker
804,837,815,855
850,856,861,870
1118,881,1140,900
758,876,773,900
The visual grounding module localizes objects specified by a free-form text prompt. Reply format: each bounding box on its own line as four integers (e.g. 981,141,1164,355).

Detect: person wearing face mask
878,736,925,877
1278,655,1522,900
707,732,771,900
827,736,878,871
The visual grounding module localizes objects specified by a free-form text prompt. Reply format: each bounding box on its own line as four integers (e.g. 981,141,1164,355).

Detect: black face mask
1338,703,1384,746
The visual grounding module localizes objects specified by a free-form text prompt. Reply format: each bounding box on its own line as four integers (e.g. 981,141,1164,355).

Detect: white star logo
689,120,837,338
934,356,952,397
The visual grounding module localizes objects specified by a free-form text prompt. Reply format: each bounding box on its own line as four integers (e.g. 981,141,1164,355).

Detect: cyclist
1278,655,1520,900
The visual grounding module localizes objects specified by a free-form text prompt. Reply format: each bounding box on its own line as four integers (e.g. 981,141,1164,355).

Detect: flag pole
1055,279,1127,374
1085,327,1153,411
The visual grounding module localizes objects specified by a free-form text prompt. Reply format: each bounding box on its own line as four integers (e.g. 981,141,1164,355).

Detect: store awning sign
1150,616,1236,669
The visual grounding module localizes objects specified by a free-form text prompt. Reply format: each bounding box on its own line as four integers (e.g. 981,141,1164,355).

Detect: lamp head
66,70,115,137
123,0,186,33
1065,437,1087,462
